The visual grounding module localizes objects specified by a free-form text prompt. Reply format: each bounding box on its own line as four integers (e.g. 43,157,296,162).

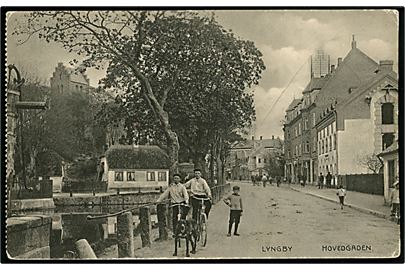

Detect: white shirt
184,177,212,197
157,183,189,204
337,188,346,197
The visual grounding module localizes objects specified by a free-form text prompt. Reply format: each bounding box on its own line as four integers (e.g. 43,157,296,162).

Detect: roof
232,138,283,150
302,76,331,94
66,67,89,85
378,141,398,157
106,145,170,170
286,99,302,112
314,47,379,110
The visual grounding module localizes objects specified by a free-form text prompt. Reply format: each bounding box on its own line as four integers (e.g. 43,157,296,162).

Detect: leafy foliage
14,11,265,177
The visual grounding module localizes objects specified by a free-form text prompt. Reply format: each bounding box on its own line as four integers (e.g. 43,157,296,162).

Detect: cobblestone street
99,182,400,259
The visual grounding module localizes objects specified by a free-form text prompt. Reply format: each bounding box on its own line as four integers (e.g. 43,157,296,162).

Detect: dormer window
382,103,394,124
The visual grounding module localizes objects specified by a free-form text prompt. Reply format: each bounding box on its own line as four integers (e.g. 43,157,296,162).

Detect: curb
290,187,391,221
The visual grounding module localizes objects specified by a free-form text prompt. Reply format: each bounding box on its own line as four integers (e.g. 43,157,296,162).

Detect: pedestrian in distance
318,173,324,189
276,176,281,187
224,185,243,237
390,180,400,217
326,171,332,188
336,185,347,210
251,175,256,186
262,174,268,187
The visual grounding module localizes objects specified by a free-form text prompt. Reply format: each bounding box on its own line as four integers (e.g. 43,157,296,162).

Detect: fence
62,180,108,194
85,182,230,258
10,179,53,200
338,174,384,195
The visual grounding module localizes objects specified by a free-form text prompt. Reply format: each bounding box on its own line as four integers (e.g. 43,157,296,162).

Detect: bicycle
194,196,210,247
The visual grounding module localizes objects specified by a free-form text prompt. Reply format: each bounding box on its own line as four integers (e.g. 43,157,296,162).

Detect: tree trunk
166,130,180,179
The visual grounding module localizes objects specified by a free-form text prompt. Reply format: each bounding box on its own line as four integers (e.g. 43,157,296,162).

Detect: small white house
101,145,170,191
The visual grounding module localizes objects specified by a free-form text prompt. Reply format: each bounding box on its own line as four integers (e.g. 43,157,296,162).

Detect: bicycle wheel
199,213,207,247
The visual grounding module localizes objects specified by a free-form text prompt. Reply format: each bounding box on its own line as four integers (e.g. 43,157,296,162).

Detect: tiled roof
286,99,302,112
314,47,379,109
232,138,283,150
378,141,398,157
302,76,330,94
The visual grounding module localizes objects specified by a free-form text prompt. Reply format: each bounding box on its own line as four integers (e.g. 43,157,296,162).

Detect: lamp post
7,65,47,200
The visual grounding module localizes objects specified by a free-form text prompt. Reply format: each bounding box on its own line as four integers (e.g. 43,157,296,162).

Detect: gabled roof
65,67,89,85
378,141,398,157
314,47,379,109
286,99,302,112
338,71,398,108
106,145,170,170
232,138,283,150
302,76,331,94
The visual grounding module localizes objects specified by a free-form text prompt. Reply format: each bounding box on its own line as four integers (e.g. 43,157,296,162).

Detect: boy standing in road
224,186,243,237
336,185,347,210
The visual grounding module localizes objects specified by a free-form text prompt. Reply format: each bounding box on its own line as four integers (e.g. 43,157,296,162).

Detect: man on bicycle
184,168,212,220
157,173,189,231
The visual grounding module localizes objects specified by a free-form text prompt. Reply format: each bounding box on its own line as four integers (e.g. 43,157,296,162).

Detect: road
105,182,401,259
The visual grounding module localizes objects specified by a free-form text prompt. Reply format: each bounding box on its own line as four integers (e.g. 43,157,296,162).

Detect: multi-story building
50,62,91,94
226,136,284,180
284,36,398,186
284,50,331,184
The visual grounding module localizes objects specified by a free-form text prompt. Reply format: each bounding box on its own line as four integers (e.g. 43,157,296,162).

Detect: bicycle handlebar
169,203,190,208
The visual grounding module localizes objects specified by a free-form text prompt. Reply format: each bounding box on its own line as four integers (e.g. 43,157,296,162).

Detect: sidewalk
289,184,392,220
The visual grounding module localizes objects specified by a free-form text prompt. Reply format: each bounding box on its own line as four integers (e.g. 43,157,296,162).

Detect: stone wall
6,215,52,259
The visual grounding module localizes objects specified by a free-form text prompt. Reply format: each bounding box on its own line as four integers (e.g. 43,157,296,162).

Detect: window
60,85,63,94
127,172,136,181
321,141,324,154
258,158,261,163
329,136,333,151
158,172,167,182
264,158,267,163
75,85,78,90
306,141,310,153
382,133,395,150
382,103,394,124
334,134,337,150
312,113,316,126
304,118,308,130
147,171,156,181
114,172,123,182
298,123,301,135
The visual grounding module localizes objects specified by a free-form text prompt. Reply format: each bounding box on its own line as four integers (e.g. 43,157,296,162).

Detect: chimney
272,135,274,140
330,65,335,74
337,58,343,66
351,34,357,49
379,60,394,72
260,136,262,140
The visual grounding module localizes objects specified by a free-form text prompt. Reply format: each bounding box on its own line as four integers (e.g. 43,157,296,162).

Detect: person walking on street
326,172,332,188
184,168,212,220
224,186,243,237
262,174,268,187
390,180,400,217
318,173,324,189
276,176,281,187
336,185,347,210
157,173,189,231
251,175,255,186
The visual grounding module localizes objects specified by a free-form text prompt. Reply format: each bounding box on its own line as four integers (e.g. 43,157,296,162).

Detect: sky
6,10,399,139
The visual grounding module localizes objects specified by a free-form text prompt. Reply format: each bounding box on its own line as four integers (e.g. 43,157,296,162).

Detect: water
12,205,158,258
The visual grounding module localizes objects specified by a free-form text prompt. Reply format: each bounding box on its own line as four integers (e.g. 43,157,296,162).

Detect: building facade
50,62,91,94
284,37,398,187
226,136,284,180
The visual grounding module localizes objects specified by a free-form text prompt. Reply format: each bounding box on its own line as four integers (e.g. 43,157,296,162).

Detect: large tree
15,11,265,176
